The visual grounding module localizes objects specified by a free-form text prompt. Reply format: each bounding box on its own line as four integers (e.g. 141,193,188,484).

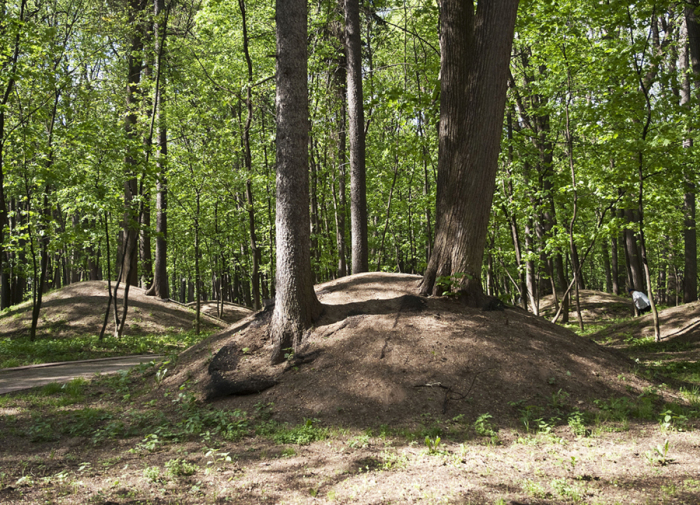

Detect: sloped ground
165,273,677,428
589,299,700,387
540,289,634,323
592,300,700,345
0,281,234,340
184,300,252,325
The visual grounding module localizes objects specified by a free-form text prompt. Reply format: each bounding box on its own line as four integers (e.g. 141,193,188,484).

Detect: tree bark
611,234,620,295
421,0,519,304
0,0,27,309
681,8,698,303
270,0,322,364
239,0,261,310
344,0,368,274
623,209,645,290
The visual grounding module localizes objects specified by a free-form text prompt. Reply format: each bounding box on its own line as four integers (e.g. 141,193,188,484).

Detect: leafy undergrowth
0,330,213,368
1,363,700,504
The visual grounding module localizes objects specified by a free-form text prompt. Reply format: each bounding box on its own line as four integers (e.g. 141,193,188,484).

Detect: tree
344,0,368,274
144,0,170,299
683,1,699,303
420,0,519,303
269,0,322,364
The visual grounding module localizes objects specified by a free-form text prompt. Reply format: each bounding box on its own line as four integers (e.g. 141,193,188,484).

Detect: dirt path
0,355,163,395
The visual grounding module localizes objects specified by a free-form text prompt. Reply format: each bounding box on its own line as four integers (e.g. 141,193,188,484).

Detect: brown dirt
591,300,700,345
540,289,634,323
164,273,679,428
0,281,239,340
184,300,252,325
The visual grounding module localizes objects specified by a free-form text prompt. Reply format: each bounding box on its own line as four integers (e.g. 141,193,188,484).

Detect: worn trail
0,355,163,394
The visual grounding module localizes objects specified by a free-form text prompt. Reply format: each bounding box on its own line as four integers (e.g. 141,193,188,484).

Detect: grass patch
0,330,212,368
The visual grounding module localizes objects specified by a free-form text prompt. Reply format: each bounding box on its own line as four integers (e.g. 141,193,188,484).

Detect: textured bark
240,0,261,310
623,209,645,290
121,0,145,290
344,0,368,273
611,235,620,295
334,96,347,277
601,239,612,293
0,0,26,309
420,0,519,304
681,9,698,303
269,0,322,364
145,0,169,299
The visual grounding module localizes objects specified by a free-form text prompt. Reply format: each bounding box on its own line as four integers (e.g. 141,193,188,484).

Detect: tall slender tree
344,0,368,274
269,0,322,364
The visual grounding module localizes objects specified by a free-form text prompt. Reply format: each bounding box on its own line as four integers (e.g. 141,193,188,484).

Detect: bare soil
591,300,700,345
0,281,236,340
184,301,252,325
540,290,634,323
168,274,678,428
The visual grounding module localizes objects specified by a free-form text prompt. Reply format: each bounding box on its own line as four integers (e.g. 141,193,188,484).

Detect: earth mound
0,281,244,339
540,289,633,323
591,300,700,346
185,300,252,325
164,273,675,428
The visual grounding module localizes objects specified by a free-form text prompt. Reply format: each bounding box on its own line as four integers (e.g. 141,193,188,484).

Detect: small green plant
519,405,543,433
659,409,688,432
474,413,499,443
424,436,442,454
436,272,471,296
143,466,161,483
155,366,169,386
272,418,328,445
348,434,371,449
165,458,198,477
549,389,570,410
551,478,582,501
136,433,162,452
522,479,548,499
567,410,587,437
645,439,673,466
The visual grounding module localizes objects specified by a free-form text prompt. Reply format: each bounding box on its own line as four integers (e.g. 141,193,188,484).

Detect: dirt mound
0,281,240,339
185,300,252,325
540,289,633,323
591,300,700,345
162,273,674,428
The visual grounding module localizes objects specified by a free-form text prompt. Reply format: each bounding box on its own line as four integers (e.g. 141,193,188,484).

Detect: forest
1,0,699,331
4,0,700,503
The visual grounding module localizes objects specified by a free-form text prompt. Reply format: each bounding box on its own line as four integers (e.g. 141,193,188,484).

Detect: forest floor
0,275,699,504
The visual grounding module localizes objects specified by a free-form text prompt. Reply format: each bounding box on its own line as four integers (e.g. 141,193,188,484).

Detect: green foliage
473,413,499,444
165,458,198,478
0,331,209,369
645,439,673,466
270,418,328,446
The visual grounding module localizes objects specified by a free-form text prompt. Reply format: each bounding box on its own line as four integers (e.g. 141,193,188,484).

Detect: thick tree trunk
270,0,322,364
345,0,368,274
420,0,519,304
623,209,645,290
